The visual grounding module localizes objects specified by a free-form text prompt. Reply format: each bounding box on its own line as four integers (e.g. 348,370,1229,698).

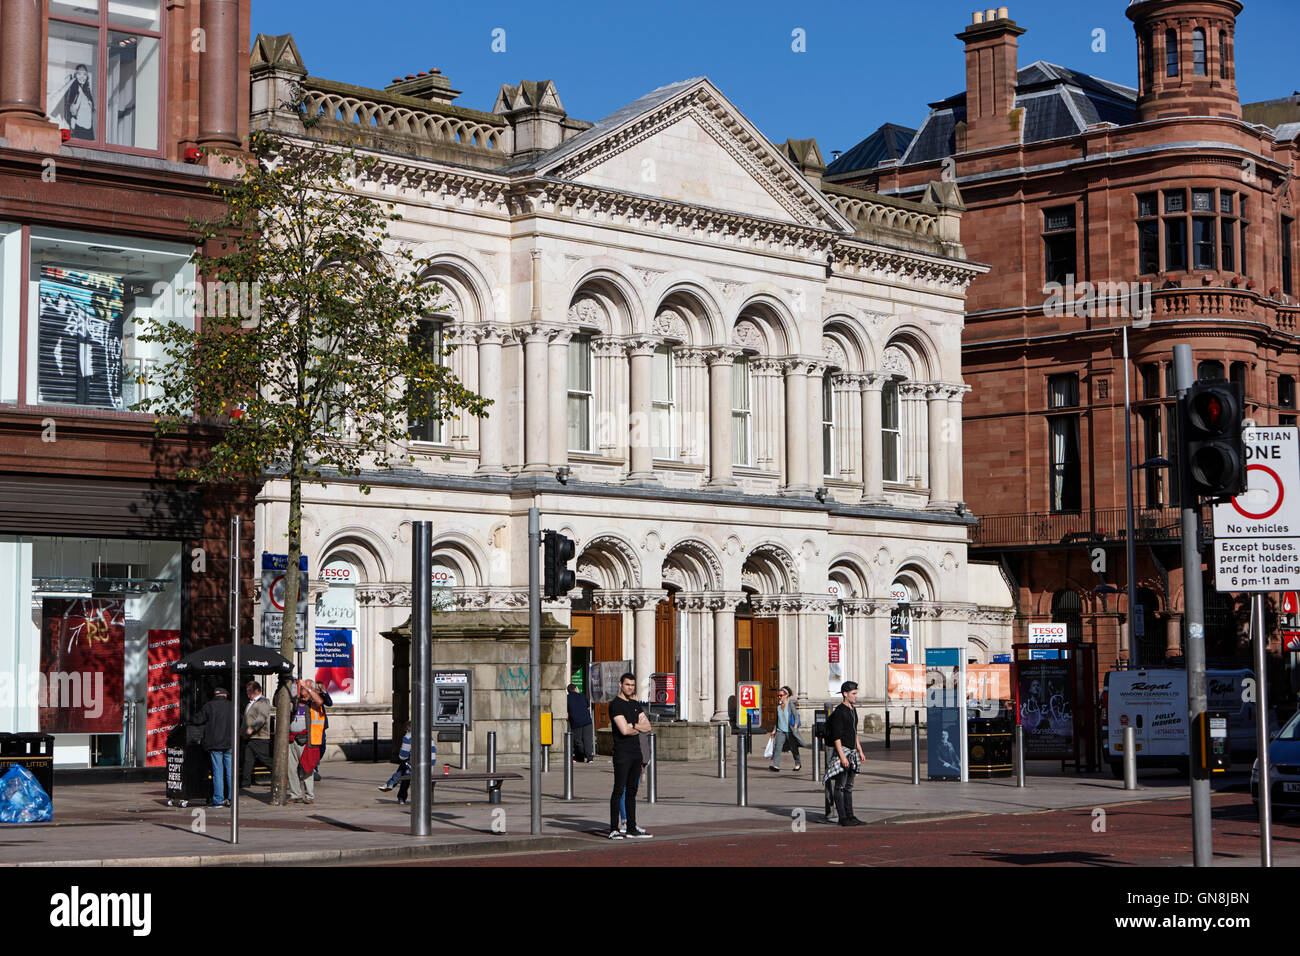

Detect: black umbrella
173,642,294,675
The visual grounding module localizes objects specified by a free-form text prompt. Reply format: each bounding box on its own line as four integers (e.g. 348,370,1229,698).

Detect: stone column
626,337,659,483
784,360,810,494
861,374,886,503
710,594,737,722
0,0,58,151
807,362,827,489
926,385,950,508
947,386,966,505
520,327,551,474
706,347,741,487
547,328,573,468
474,325,508,476
630,592,659,702
1165,613,1182,659
198,0,242,150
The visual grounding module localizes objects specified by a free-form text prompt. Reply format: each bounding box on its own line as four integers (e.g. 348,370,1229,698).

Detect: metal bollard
909,723,920,785
812,735,821,781
486,730,500,804
647,733,657,804
717,723,726,779
563,731,574,801
542,744,550,774
885,710,892,750
1015,724,1026,788
736,730,748,806
372,721,379,763
460,723,468,771
1123,726,1138,790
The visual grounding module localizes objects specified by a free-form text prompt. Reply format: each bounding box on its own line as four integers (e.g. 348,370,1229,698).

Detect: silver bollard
647,733,657,804
736,730,748,806
486,730,500,805
563,731,573,801
460,723,468,771
1123,725,1138,790
717,723,726,779
1015,724,1026,788
911,723,920,785
542,743,550,774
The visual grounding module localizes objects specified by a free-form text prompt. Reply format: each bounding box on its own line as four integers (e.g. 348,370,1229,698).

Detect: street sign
260,553,308,650
1213,426,1300,592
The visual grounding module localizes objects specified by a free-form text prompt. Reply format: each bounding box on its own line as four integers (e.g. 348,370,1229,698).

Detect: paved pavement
0,735,1266,866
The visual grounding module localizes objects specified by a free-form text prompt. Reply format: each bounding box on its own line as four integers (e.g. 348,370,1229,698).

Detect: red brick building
0,0,255,768
828,1,1300,691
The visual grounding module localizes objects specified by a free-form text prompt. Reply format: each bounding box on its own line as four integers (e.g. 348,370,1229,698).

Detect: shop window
731,356,751,467
28,229,193,412
889,581,915,664
47,0,162,152
567,334,593,452
652,345,675,459
1043,206,1076,286
407,320,444,444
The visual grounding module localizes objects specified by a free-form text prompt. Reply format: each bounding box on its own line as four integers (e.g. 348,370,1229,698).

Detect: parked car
1251,709,1300,812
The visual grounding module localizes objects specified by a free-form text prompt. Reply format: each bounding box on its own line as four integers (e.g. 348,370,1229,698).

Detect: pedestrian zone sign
1213,426,1300,592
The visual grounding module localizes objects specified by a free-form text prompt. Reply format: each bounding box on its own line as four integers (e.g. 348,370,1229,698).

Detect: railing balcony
971,506,1192,549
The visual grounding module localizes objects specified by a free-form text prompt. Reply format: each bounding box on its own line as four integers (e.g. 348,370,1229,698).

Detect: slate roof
824,123,917,177
498,76,705,175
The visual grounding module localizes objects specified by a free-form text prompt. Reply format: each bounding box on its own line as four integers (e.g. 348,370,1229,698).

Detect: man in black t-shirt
608,672,653,839
823,680,867,826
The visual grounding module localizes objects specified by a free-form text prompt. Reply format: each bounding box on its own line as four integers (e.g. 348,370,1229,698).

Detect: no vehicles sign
1213,426,1300,591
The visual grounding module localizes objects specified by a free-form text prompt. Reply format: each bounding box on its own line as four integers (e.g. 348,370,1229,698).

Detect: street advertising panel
145,629,181,767
736,681,762,730
314,558,357,702
888,663,1010,714
1017,657,1075,758
260,553,308,651
39,598,125,734
925,648,965,780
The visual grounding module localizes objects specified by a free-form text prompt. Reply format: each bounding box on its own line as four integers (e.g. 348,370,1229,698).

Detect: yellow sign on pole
540,711,553,746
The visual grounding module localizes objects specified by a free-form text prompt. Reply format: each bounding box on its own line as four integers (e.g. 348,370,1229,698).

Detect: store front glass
0,535,182,767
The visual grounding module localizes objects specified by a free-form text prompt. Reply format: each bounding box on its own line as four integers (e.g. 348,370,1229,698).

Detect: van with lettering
1102,668,1256,776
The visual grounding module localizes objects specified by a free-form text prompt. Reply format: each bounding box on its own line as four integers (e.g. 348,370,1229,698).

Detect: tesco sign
320,560,355,584
1028,622,1069,643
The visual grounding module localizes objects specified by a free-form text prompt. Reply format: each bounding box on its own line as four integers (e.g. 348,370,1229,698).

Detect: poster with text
145,629,181,767
313,628,356,701
1017,660,1074,758
40,598,125,734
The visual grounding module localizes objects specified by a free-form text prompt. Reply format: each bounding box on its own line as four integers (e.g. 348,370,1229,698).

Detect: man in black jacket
823,681,866,826
567,683,594,762
191,686,234,807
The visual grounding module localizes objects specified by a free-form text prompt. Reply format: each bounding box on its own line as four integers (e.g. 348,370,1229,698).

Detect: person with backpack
822,680,866,826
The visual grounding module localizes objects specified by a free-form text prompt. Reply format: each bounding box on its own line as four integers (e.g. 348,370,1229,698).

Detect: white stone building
248,35,1014,747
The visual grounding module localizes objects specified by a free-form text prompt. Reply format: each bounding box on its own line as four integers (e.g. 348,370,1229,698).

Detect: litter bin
0,733,55,798
967,717,1013,778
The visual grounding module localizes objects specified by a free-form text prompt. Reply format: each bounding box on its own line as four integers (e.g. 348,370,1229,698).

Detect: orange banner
887,664,1011,701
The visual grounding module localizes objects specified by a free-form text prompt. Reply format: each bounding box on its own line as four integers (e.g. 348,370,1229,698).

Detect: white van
1102,668,1256,775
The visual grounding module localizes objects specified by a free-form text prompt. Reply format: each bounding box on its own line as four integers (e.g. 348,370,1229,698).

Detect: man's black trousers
611,750,641,832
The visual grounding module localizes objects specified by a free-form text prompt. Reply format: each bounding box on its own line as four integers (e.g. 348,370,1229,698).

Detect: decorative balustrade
826,192,940,240
299,83,506,152
971,506,1196,549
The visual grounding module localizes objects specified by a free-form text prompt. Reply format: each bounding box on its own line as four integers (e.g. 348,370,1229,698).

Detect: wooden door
592,612,623,731
752,617,780,731
654,596,675,674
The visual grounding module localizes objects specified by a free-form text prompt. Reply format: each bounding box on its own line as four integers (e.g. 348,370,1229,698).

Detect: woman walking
768,686,803,772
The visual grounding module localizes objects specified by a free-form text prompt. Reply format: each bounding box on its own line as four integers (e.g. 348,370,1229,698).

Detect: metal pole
410,521,433,836
372,721,378,763
911,722,920,785
1253,593,1273,866
648,733,657,804
1124,325,1140,666
230,515,240,845
1015,724,1026,788
736,730,748,806
542,744,550,774
1123,725,1138,791
885,710,891,749
716,722,726,779
563,731,573,801
487,730,500,804
528,506,541,836
459,722,467,770
1174,344,1212,867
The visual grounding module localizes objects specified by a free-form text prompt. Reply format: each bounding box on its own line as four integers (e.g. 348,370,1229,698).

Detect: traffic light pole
1174,344,1212,867
528,506,542,837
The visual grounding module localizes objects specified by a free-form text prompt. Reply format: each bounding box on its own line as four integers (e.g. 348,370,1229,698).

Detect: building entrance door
734,606,779,730
591,611,623,731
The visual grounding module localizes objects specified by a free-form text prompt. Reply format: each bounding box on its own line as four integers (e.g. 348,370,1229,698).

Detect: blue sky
252,0,1299,158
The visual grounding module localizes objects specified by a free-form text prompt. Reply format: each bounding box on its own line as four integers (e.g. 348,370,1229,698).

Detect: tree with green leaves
138,128,486,805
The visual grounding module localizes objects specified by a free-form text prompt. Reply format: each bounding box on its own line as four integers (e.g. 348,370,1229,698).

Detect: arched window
889,580,915,663
1197,359,1224,382
732,355,751,466
882,379,901,482
822,370,835,478
1166,28,1179,77
1192,28,1207,75
652,345,675,459
1050,589,1082,644
567,334,592,452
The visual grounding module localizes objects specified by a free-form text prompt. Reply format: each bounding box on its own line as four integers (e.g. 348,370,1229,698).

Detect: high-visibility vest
308,702,326,747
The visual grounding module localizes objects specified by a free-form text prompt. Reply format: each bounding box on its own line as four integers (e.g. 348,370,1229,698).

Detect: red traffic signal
1179,380,1246,500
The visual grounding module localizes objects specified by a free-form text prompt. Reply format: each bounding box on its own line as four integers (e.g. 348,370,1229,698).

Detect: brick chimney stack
956,8,1026,153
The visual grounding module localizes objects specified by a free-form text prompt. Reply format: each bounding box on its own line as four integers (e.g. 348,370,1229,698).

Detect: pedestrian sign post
1213,426,1300,592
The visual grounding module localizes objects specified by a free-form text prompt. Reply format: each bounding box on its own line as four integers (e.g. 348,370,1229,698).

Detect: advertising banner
39,598,125,734
145,629,181,768
925,648,964,780
1017,659,1074,758
314,559,358,702
313,628,355,699
736,681,762,729
888,663,1010,705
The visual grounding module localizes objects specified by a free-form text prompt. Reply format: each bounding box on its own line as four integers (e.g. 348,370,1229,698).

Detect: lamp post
1110,451,1169,669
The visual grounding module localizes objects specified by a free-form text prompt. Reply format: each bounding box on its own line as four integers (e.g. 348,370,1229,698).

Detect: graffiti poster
40,598,125,734
38,267,127,410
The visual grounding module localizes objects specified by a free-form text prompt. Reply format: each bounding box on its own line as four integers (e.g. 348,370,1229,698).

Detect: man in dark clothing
608,673,652,840
823,680,866,826
567,683,594,763
191,686,234,807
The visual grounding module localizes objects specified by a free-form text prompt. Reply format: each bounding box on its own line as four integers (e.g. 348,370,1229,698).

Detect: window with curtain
1048,373,1081,513
567,334,592,452
822,371,835,478
407,320,444,443
731,356,751,467
882,379,901,483
652,345,675,459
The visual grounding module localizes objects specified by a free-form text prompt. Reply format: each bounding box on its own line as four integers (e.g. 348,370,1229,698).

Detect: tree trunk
270,463,303,805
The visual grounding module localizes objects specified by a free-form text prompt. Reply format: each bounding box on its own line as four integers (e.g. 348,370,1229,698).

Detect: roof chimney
956,8,1026,152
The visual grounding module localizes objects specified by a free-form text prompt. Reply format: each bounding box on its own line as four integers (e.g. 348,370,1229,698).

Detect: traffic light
543,530,576,599
1178,379,1246,501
